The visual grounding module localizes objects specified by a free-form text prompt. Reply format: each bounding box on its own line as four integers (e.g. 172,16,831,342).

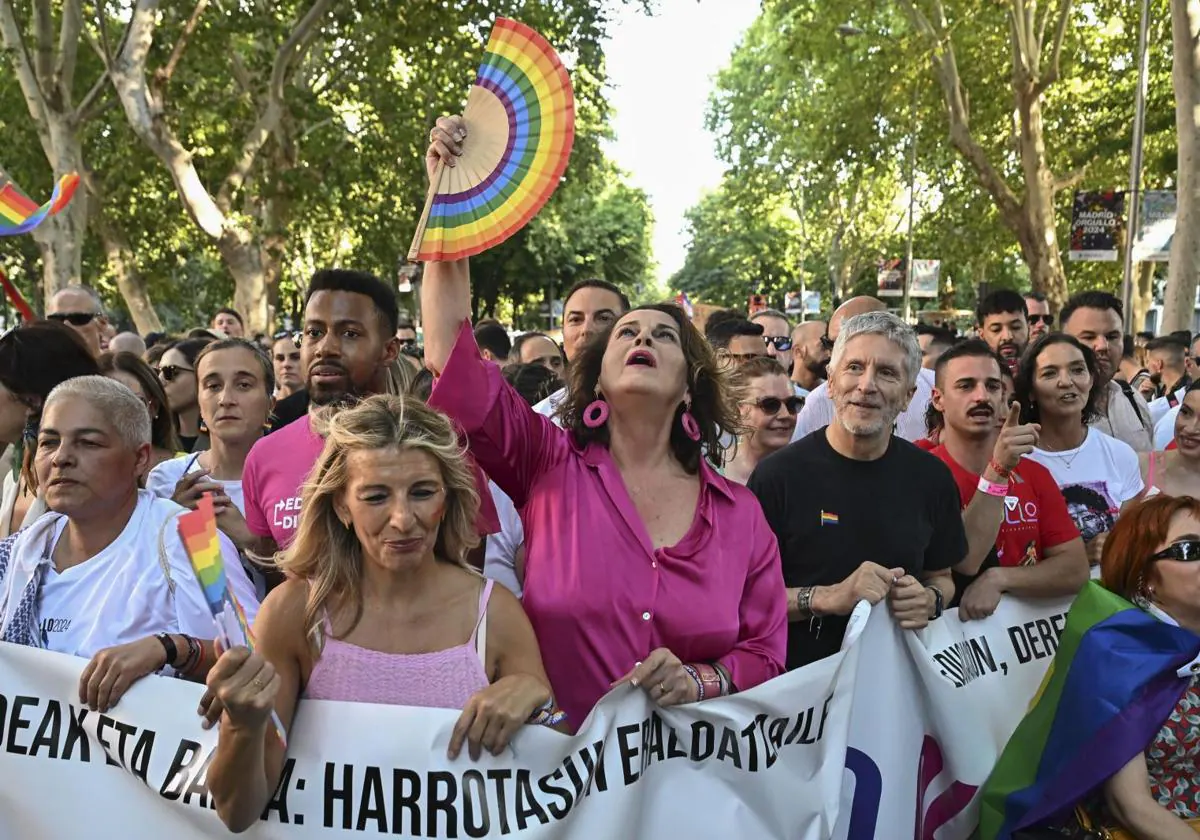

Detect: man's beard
806,358,829,379
308,378,368,408
833,395,903,438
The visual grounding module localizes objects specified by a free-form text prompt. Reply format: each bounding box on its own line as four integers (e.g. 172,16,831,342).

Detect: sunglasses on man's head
1029,314,1055,327
48,312,99,327
1150,539,1200,563
764,335,793,352
748,396,803,415
157,364,194,382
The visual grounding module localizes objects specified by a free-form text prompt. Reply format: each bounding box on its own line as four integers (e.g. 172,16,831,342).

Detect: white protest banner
0,596,1073,838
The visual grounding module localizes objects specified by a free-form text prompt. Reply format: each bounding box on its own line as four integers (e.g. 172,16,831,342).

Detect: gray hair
751,308,791,326
52,284,105,314
43,375,151,449
830,311,922,388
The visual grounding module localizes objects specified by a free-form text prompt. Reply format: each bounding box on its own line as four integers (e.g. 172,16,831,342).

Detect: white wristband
977,476,1008,497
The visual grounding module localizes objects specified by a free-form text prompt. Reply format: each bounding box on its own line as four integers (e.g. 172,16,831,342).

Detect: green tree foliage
683,0,1176,316
1,1,653,332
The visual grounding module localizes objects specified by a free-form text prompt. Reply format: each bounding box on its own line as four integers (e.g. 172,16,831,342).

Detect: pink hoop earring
681,409,701,442
583,399,609,428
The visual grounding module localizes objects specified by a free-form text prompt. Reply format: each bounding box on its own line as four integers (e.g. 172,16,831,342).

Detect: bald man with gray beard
790,297,937,443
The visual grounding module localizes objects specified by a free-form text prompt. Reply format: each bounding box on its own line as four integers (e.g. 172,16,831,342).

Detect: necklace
1040,428,1088,470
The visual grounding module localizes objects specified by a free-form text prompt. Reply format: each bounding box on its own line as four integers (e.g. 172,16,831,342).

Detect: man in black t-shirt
749,311,967,670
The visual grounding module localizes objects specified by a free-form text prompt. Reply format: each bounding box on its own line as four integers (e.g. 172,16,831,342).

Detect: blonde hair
281,393,481,652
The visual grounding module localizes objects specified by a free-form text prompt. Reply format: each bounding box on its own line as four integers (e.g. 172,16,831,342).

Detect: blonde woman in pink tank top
199,394,562,833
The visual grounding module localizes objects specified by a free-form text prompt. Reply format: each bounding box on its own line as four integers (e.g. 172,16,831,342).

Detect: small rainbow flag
820,511,839,526
178,493,285,745
979,583,1200,838
0,173,80,237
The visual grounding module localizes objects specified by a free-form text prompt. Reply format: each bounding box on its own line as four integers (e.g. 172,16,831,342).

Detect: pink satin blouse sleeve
428,320,568,507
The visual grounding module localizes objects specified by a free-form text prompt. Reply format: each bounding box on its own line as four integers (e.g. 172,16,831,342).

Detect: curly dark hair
556,303,741,471
1013,333,1102,426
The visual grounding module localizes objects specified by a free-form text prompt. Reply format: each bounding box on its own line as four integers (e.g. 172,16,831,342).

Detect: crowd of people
0,116,1195,838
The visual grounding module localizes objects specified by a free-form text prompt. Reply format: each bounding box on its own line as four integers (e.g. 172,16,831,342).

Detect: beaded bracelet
682,664,705,701
528,697,567,727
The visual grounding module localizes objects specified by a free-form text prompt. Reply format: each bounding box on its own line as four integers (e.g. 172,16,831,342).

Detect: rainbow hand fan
408,18,575,262
0,173,80,236
178,493,286,745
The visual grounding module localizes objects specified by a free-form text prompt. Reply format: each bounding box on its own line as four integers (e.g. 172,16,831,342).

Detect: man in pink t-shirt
242,269,406,554
241,269,499,557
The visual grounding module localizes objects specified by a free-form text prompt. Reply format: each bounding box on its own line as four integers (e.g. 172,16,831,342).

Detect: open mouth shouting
625,349,657,368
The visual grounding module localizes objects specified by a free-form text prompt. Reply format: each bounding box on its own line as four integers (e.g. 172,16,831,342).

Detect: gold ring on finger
657,682,667,695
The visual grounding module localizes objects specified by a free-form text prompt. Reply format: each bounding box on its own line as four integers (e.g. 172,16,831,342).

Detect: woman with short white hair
0,376,258,712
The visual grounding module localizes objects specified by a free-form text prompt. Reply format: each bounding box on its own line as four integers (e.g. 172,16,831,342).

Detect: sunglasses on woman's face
1028,314,1055,327
749,396,803,416
1150,539,1200,563
48,311,99,327
157,364,195,382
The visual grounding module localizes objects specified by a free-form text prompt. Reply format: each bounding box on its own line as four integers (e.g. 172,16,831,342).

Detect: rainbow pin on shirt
178,493,285,745
820,511,839,527
0,173,80,236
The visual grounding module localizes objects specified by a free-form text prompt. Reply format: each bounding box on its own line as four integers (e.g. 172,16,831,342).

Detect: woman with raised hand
147,340,273,549
418,116,786,729
99,350,183,471
723,356,799,484
202,395,558,833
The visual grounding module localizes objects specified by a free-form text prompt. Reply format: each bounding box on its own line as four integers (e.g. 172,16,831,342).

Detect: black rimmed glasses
764,335,793,353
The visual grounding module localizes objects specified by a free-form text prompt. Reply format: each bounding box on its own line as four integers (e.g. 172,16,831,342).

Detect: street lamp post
1120,0,1152,332
902,85,918,324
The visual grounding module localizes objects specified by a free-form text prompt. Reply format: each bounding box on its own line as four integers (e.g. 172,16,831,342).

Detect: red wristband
988,458,1012,478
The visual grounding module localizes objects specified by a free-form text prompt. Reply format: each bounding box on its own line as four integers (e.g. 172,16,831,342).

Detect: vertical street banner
910,260,941,298
1133,190,1176,263
1069,191,1124,261
0,597,1072,838
877,259,904,297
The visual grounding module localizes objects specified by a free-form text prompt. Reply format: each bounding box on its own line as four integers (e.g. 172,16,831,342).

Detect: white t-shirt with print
36,491,260,658
147,453,246,515
1027,428,1143,545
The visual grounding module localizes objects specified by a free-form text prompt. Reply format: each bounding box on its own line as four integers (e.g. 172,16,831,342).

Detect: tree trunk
18,106,88,308
1133,261,1155,334
1165,0,1200,334
93,215,162,334
1013,89,1069,311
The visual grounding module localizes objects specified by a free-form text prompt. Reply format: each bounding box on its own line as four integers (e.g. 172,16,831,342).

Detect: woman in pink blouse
420,116,786,729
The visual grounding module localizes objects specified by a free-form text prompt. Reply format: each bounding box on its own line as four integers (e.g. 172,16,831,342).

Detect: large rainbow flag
978,582,1200,839
0,173,80,236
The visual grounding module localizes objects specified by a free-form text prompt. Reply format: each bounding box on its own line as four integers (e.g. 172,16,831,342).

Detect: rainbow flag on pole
177,493,286,745
978,582,1200,839
0,173,80,236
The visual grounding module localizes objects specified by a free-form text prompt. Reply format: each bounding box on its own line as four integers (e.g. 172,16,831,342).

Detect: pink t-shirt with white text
243,414,325,547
